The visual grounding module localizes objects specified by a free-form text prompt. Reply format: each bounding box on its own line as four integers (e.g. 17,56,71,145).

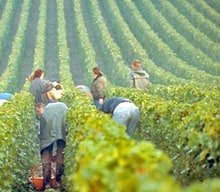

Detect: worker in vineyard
128,59,150,90
0,92,13,106
100,96,140,136
29,69,54,105
35,101,68,189
90,67,107,109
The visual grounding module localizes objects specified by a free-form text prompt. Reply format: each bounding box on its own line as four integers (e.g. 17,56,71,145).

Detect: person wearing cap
100,97,140,136
90,67,106,109
35,101,68,189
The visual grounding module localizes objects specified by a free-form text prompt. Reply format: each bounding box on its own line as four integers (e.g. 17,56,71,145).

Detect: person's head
92,67,103,78
47,82,64,101
131,59,141,70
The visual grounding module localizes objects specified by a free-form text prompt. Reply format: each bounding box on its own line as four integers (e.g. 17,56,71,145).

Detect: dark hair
92,67,103,75
55,84,62,90
33,69,45,79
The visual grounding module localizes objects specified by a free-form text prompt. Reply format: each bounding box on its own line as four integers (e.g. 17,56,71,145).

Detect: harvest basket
30,163,56,191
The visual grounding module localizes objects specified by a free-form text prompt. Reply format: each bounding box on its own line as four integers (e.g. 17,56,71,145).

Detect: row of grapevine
0,0,16,71
71,0,96,84
0,92,37,191
56,0,74,88
81,0,129,86
147,83,218,104
98,0,186,85
105,85,220,186
0,1,219,191
0,0,7,19
0,0,219,91
116,0,220,85
0,0,32,93
190,0,220,28
63,0,92,85
16,0,40,90
0,86,219,191
64,91,180,191
170,0,220,43
63,87,220,191
80,0,120,85
205,0,220,13
152,0,220,63
22,0,46,91
32,0,46,71
134,0,220,75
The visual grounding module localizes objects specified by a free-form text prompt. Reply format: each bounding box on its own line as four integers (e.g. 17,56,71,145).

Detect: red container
31,176,44,191
30,163,56,190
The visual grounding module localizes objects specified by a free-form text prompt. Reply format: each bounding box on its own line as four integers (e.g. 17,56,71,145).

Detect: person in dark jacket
90,67,106,109
35,101,68,189
100,97,140,136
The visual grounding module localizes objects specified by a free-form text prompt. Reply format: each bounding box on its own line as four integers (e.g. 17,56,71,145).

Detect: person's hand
99,98,104,105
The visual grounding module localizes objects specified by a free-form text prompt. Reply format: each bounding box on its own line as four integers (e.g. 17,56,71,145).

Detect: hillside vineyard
0,0,219,91
0,0,219,192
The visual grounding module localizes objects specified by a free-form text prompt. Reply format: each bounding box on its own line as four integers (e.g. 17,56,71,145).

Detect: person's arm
128,72,134,87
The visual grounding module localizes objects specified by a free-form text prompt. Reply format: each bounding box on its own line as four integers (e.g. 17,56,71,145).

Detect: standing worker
128,59,150,90
90,67,106,109
35,101,68,189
